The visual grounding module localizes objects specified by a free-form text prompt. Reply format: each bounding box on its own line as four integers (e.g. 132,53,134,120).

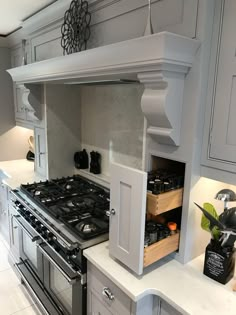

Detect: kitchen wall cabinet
201,0,236,179
17,0,199,65
10,44,41,129
34,127,47,177
31,27,63,62
30,84,81,179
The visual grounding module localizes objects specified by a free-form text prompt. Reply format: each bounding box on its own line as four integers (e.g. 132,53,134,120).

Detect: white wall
0,47,32,161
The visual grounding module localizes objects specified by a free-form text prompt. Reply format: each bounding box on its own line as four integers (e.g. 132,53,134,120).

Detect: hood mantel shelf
7,31,200,146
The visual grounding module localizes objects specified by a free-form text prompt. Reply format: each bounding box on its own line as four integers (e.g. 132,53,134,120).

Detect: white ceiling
0,0,56,36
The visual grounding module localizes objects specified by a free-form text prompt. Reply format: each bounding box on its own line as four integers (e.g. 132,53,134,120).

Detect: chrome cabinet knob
106,209,116,217
102,287,114,301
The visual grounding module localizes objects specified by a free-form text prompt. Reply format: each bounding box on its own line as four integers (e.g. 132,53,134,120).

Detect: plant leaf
201,203,220,240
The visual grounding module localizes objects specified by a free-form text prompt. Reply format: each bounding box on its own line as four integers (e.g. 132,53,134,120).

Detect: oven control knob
15,203,24,211
46,232,54,241
40,225,47,231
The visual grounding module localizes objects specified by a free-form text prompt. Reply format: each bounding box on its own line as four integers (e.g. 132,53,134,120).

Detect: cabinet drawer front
87,263,131,315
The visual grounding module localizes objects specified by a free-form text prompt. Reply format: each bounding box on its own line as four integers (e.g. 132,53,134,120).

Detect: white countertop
84,241,236,315
0,159,45,189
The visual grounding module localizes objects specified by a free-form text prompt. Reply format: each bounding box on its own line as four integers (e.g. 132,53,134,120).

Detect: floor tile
0,284,35,315
0,268,21,292
0,240,11,271
10,304,43,315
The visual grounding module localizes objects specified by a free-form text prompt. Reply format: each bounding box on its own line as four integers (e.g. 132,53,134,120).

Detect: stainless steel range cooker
9,175,110,315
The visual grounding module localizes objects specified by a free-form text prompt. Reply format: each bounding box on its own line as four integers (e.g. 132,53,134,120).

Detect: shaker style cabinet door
109,163,147,275
0,183,10,244
35,127,47,177
9,205,20,262
208,0,236,165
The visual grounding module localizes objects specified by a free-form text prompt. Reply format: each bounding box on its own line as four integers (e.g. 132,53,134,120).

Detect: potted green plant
195,202,236,284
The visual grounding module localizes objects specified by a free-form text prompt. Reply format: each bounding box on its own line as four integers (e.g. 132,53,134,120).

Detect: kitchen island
84,241,236,315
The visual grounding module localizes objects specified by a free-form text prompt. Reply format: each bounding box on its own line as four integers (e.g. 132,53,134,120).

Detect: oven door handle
13,215,40,242
37,244,79,285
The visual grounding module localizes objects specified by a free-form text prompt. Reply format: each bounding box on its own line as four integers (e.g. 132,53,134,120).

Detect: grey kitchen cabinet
34,127,47,177
8,204,20,263
158,299,182,315
87,262,132,315
24,0,198,64
109,162,147,275
31,27,63,62
11,45,42,128
87,262,182,315
202,0,236,177
11,46,26,122
31,84,81,179
0,181,10,245
109,162,182,276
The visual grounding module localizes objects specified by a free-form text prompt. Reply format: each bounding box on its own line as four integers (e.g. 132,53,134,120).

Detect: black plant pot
203,239,235,284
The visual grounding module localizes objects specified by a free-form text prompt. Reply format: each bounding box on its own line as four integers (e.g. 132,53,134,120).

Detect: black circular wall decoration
61,0,91,55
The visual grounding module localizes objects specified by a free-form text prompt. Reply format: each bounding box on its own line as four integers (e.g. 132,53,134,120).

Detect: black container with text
204,240,235,284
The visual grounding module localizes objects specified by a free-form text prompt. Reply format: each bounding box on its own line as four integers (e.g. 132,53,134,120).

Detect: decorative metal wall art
61,0,91,55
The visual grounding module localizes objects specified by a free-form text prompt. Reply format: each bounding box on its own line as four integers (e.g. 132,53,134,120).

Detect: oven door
14,215,43,281
38,243,86,315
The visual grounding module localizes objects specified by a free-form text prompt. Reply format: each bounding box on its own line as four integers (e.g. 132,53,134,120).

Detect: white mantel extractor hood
7,32,200,146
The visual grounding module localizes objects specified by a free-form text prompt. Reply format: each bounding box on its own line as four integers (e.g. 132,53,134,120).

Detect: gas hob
20,175,110,241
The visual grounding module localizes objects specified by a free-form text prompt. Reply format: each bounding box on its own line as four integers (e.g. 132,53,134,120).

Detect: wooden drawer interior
147,188,183,215
144,155,185,268
144,231,180,267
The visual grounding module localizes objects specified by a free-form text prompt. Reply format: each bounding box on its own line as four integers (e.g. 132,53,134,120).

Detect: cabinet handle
106,209,116,217
102,287,114,301
39,152,45,155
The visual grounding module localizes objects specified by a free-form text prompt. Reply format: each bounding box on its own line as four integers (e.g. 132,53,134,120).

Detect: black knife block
90,151,101,174
203,240,235,284
74,149,89,169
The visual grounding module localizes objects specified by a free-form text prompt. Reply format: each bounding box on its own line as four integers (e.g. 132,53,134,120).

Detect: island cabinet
0,181,10,244
87,262,182,315
109,156,184,275
87,262,132,315
8,203,20,263
201,0,236,178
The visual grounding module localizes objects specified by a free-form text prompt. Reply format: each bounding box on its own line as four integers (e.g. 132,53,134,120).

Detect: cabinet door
14,85,26,120
208,0,236,165
160,299,182,315
31,28,63,62
11,48,26,122
109,163,147,275
9,205,20,262
87,262,131,315
35,127,47,176
0,183,10,244
88,290,113,315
